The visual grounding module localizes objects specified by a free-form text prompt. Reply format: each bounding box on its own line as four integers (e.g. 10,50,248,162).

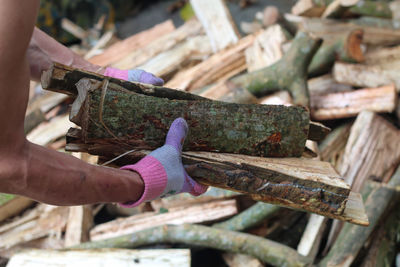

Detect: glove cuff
104,67,129,81
119,156,167,208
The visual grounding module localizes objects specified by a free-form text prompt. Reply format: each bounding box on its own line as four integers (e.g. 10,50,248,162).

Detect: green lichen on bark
72,224,312,267
230,31,322,106
80,80,309,157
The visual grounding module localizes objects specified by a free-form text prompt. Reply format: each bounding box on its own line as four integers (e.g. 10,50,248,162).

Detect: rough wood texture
190,0,240,52
291,0,333,17
308,74,352,96
340,111,400,192
297,215,326,258
113,19,203,70
334,62,400,92
41,64,311,157
166,34,255,91
74,224,312,267
320,167,400,267
230,31,322,106
245,24,291,72
319,122,352,164
87,20,175,67
285,14,400,46
7,249,191,267
64,205,93,247
310,85,397,120
90,199,238,241
308,29,364,76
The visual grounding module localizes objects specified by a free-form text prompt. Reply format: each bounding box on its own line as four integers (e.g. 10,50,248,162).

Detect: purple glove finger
128,69,164,86
181,170,209,196
165,117,188,152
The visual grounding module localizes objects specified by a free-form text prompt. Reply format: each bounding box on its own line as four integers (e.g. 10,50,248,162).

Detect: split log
0,195,33,223
285,14,400,46
322,0,392,19
340,111,400,192
308,29,364,76
137,35,212,79
319,122,352,164
90,199,238,241
0,205,69,250
166,34,255,91
24,109,45,134
245,24,291,72
87,20,175,67
319,167,400,267
364,44,400,68
297,214,326,259
7,248,191,267
113,19,203,70
213,202,280,231
310,85,397,120
308,74,352,96
74,224,313,267
333,62,400,92
42,65,312,157
64,205,93,247
230,31,322,106
190,0,240,52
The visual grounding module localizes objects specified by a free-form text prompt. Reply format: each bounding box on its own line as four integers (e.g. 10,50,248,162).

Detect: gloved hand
120,118,208,207
103,67,164,86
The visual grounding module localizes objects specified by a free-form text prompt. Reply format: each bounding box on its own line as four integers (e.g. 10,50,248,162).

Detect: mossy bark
72,224,312,267
229,31,322,106
308,29,364,76
348,1,392,18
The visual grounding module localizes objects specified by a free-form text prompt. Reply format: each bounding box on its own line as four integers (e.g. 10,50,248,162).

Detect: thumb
165,118,188,153
181,170,209,196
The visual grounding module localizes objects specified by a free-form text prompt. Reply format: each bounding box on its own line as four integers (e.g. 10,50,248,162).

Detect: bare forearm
28,27,103,81
2,141,144,206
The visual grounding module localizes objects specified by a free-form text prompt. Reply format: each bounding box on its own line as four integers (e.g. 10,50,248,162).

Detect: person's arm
0,0,144,206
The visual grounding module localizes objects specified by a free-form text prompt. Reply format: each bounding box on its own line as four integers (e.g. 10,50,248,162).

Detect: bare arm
28,27,103,82
0,0,143,205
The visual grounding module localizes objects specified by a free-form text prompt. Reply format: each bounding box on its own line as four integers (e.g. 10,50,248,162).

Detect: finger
183,170,208,196
165,118,188,152
128,69,164,86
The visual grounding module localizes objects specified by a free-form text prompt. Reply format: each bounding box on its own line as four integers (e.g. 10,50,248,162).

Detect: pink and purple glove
120,118,208,208
104,67,164,86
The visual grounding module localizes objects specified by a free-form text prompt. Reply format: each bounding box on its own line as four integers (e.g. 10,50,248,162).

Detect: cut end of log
346,29,364,62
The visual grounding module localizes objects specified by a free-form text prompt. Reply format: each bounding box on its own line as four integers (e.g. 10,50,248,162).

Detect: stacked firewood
1,0,400,266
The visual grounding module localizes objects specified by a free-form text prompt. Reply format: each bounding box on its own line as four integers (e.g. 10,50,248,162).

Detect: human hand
103,67,164,86
119,118,208,208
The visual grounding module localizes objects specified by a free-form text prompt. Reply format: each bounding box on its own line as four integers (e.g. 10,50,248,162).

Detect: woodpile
2,0,400,266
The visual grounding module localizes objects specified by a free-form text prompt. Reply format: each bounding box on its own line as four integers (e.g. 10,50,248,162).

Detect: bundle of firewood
1,0,400,266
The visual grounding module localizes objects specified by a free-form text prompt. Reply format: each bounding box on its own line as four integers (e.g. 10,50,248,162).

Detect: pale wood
258,91,293,106
341,111,400,191
90,199,238,241
285,13,400,46
291,0,327,17
308,74,352,96
7,249,191,267
0,195,33,223
26,91,68,114
0,205,69,250
245,24,290,72
84,31,115,60
113,19,203,70
297,214,326,258
319,123,352,164
27,114,75,146
334,62,400,92
88,20,175,66
166,34,255,91
310,85,397,120
223,253,264,267
61,18,87,40
64,205,93,247
138,35,212,78
321,0,359,18
190,0,240,52
364,45,400,68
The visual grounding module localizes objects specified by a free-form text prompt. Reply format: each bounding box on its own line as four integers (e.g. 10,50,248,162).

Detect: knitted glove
104,67,164,86
120,118,208,207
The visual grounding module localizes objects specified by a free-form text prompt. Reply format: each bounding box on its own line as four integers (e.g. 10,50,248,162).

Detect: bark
319,166,400,267
72,224,312,267
213,202,280,231
348,1,392,18
42,65,311,157
229,31,322,106
308,29,364,76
